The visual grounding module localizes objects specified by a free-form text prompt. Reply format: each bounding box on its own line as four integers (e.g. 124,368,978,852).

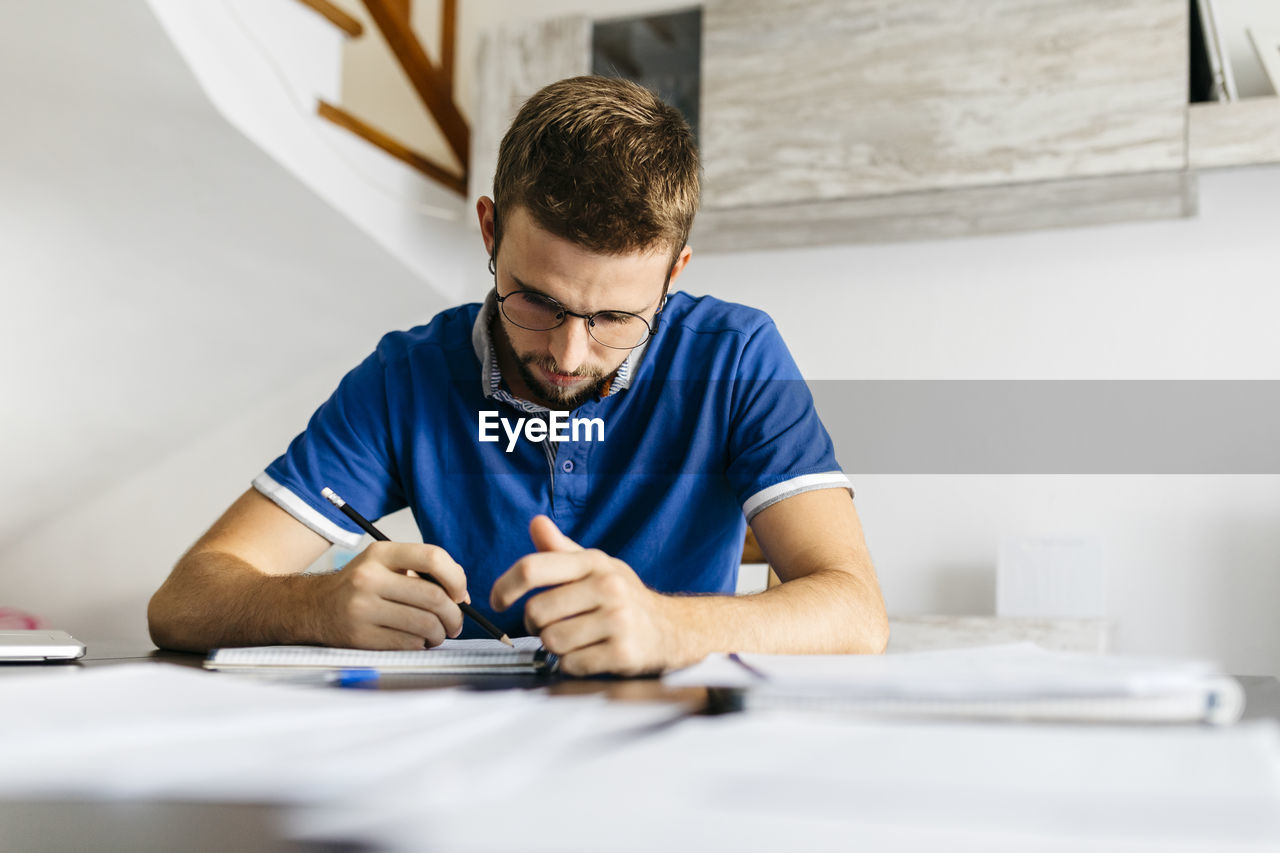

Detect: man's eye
594,312,633,326
524,294,560,311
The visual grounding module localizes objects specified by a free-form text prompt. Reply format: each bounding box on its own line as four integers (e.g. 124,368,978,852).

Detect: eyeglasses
494,288,658,349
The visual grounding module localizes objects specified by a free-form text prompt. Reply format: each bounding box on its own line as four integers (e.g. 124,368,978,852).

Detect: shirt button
561,460,574,473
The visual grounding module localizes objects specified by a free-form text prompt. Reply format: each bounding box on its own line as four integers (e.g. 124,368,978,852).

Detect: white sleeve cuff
252,472,364,549
742,471,854,521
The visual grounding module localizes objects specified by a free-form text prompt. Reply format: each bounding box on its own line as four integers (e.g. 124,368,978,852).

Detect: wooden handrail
360,0,469,171
440,0,456,96
317,100,466,195
293,0,364,38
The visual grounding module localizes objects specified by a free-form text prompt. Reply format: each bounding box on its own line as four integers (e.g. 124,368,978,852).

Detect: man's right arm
147,488,469,653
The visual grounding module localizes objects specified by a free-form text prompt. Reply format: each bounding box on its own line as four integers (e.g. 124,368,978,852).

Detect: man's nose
548,316,592,373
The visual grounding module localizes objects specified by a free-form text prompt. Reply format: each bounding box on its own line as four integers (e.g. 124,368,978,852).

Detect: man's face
480,202,690,410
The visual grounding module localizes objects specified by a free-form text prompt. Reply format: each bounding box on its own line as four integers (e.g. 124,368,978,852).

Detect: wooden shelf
699,0,1188,209
1189,97,1280,169
476,1,1280,250
693,171,1195,252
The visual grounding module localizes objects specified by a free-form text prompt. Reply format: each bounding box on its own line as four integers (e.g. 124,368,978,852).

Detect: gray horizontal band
809,380,1280,474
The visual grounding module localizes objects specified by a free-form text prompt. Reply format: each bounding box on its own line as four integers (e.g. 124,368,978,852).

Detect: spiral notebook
205,636,555,675
666,643,1245,726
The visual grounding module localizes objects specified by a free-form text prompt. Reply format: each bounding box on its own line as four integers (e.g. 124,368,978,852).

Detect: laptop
0,630,86,661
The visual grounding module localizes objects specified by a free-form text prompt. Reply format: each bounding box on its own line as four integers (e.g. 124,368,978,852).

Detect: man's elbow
848,575,889,655
147,584,179,651
147,564,200,652
864,612,890,655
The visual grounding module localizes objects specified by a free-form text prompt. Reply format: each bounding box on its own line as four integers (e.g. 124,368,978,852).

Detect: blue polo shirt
253,291,851,638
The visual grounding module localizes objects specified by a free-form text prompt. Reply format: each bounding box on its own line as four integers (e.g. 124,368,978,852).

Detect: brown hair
492,76,700,264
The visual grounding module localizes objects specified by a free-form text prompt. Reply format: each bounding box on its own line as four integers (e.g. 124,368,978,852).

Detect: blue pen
224,668,381,688
326,668,380,688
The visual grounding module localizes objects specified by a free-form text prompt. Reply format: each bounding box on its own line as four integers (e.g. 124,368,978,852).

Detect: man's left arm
686,486,888,658
490,487,887,676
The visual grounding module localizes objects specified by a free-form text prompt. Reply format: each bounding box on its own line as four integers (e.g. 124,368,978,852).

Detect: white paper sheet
367,714,1280,853
0,663,680,804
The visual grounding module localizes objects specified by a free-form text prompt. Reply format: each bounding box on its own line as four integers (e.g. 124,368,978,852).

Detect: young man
148,76,888,675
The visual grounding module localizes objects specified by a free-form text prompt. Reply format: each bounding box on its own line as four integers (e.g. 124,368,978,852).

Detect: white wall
145,0,472,302
692,167,1280,382
0,1,462,638
1,362,362,641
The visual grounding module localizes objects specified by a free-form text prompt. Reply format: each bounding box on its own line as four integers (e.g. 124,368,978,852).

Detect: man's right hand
313,541,470,650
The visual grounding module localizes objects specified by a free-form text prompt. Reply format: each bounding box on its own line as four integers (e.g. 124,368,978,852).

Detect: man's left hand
490,516,682,676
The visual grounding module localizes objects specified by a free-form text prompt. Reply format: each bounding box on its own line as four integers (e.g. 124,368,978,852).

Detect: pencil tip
500,634,514,647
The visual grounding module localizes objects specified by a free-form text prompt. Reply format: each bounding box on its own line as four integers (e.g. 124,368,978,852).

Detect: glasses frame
488,249,673,351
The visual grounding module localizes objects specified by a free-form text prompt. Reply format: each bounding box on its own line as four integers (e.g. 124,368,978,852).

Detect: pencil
320,487,514,647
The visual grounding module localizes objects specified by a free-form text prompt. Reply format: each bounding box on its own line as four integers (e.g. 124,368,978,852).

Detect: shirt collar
471,289,650,403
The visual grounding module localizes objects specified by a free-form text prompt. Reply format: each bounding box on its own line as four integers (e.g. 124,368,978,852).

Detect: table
4,641,1278,852
64,639,1280,720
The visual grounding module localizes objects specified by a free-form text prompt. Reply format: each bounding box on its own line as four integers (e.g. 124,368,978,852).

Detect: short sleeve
253,348,407,546
726,321,852,521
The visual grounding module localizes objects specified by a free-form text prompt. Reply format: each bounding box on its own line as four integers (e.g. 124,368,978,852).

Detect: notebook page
207,636,546,671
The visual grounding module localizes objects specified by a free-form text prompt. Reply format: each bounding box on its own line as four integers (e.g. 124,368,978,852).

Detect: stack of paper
664,643,1245,725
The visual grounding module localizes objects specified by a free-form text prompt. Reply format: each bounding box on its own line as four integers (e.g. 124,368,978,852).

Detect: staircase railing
293,0,467,196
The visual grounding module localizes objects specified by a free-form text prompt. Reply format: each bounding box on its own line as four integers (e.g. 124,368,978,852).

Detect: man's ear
477,196,497,256
667,244,693,287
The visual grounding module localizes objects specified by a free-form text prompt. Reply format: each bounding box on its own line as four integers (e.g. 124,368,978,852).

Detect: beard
493,318,611,410
515,354,609,410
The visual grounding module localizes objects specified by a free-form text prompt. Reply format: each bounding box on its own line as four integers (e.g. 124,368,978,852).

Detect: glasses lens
502,292,563,331
589,312,650,349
